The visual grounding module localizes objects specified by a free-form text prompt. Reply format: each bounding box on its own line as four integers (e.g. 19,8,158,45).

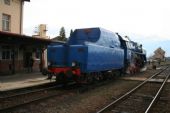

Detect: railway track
149,82,170,113
96,66,170,113
0,82,69,113
0,82,57,98
0,77,116,113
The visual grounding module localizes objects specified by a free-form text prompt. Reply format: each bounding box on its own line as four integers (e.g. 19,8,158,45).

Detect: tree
55,27,67,41
70,29,73,36
60,27,66,39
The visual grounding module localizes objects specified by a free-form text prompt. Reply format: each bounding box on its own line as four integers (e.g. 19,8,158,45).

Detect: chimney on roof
33,24,49,39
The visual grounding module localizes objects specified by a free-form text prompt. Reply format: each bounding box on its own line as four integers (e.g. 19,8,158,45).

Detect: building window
2,14,11,31
2,50,10,60
1,46,18,60
2,46,11,60
4,0,10,5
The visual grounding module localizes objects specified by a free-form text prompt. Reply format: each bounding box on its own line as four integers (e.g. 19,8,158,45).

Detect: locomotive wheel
102,72,108,80
118,69,123,76
56,72,68,84
97,72,103,81
109,71,115,79
85,73,93,84
93,72,100,81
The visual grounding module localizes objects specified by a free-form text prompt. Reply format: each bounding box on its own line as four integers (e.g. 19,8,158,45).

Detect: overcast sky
23,0,170,56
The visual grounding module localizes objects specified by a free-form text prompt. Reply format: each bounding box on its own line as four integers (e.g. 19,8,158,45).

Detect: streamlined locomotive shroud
47,27,146,83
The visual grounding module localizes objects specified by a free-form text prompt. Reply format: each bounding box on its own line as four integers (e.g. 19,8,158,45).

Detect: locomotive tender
47,27,146,83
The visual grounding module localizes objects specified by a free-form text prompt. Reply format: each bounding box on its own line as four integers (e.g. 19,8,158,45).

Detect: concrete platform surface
0,72,55,91
121,76,170,83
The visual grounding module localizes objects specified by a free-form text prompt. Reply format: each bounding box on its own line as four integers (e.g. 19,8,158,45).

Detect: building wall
0,45,41,75
0,0,44,75
0,59,40,74
0,0,23,34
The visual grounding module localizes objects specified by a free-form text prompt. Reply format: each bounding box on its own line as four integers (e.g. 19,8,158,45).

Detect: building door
23,52,32,68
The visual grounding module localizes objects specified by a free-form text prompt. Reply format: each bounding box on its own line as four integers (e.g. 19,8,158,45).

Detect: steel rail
0,92,65,113
145,72,170,113
0,84,61,100
0,82,76,113
96,66,168,113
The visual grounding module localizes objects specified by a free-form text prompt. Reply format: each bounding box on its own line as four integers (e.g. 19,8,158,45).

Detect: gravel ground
149,83,170,113
12,80,139,113
10,68,161,113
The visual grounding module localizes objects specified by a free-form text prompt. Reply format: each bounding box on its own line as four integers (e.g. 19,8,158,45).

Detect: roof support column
11,46,15,74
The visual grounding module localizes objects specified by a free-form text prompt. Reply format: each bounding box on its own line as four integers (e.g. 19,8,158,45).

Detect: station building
0,0,53,75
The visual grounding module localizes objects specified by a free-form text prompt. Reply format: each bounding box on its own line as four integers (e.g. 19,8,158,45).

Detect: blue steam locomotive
47,27,146,83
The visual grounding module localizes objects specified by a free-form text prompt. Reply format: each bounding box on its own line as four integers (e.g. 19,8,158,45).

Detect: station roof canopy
22,0,30,2
0,31,52,46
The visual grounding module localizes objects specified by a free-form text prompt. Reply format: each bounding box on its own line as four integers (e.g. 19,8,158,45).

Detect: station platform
0,72,55,91
121,76,170,83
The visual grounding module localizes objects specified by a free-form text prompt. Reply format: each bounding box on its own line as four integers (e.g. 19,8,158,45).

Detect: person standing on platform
29,57,34,72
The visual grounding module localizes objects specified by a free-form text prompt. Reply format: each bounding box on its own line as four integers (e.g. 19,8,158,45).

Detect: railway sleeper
134,93,154,99
159,97,170,101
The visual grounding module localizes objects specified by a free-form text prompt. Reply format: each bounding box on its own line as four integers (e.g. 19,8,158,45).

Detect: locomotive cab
118,34,147,74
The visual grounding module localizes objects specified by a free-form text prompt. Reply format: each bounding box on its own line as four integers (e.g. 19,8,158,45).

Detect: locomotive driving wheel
85,73,93,84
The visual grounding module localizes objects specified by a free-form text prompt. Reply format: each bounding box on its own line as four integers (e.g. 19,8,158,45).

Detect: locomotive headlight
72,62,76,67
